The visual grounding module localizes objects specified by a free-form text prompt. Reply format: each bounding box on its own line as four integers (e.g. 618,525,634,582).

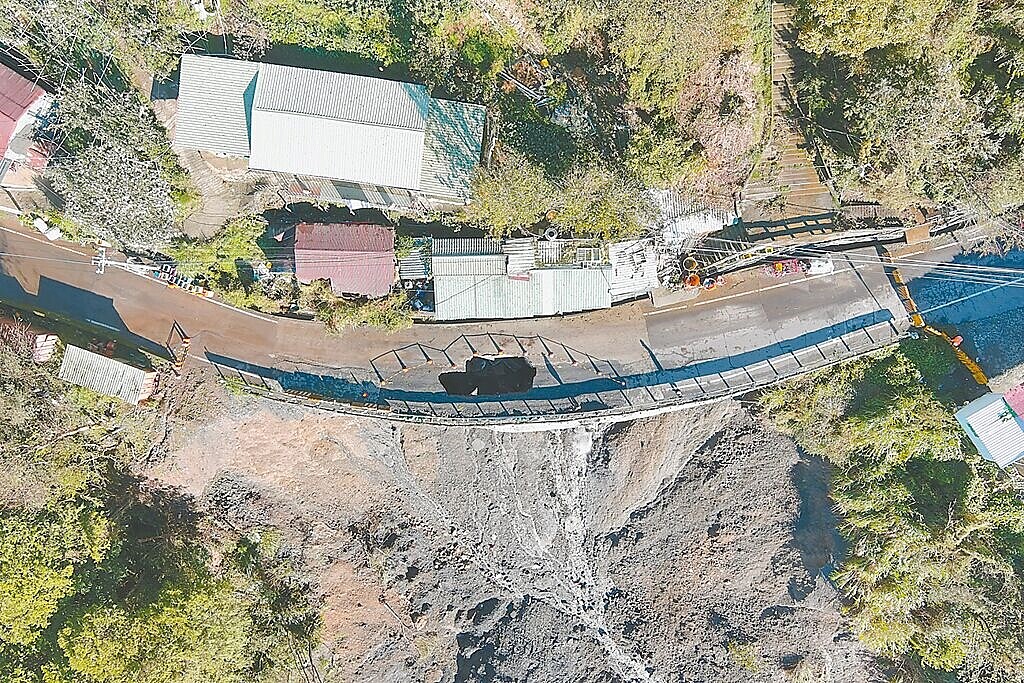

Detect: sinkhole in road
439,356,537,396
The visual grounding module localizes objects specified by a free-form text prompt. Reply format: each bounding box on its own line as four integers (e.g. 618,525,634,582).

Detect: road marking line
0,224,90,257
85,318,121,331
200,295,281,322
646,267,852,316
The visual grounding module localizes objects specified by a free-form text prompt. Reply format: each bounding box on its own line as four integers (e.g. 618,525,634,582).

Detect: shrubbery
300,280,413,333
762,339,1024,679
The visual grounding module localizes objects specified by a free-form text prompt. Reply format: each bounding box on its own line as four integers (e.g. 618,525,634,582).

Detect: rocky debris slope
153,397,882,682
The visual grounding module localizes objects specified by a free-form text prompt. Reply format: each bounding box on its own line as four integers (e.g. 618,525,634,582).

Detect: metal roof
431,238,502,257
173,55,258,156
174,57,483,200
503,237,537,274
398,247,430,280
254,62,430,129
419,98,486,200
249,108,425,189
608,239,658,301
58,345,156,405
0,63,43,159
955,393,1024,468
293,223,395,298
534,267,612,316
295,223,394,252
431,255,612,321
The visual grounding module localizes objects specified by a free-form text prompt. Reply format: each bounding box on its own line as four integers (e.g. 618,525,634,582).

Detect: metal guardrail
214,319,909,427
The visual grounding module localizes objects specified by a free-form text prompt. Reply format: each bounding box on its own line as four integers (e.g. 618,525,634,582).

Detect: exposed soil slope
151,396,881,682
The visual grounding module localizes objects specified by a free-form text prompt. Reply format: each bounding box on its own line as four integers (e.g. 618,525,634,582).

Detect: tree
553,165,655,239
762,340,1024,679
59,582,255,683
45,145,177,250
461,153,557,237
0,508,112,647
609,0,750,117
796,0,946,56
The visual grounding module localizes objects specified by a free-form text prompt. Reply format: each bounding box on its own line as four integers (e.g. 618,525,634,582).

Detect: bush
300,280,412,333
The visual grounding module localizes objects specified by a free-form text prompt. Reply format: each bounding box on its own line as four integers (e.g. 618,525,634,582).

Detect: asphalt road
905,242,1024,385
0,217,908,416
644,252,901,368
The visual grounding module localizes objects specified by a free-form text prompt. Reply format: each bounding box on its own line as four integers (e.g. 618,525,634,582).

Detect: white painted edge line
0,224,90,257
647,267,853,316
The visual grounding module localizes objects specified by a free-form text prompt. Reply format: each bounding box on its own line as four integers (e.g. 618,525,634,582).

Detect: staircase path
742,1,835,226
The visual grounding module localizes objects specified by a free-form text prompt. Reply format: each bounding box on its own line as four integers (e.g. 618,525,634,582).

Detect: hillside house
293,222,396,298
173,55,486,212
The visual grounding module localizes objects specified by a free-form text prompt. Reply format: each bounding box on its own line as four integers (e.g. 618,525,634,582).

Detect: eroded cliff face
154,397,881,682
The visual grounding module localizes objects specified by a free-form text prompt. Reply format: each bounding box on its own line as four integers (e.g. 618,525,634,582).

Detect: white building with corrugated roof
430,238,630,321
173,54,486,212
955,389,1024,468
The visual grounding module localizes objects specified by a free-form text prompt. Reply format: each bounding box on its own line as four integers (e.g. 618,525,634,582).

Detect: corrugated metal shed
432,256,612,321
293,223,395,298
173,55,258,156
503,237,537,274
398,249,430,280
254,63,430,129
419,98,486,200
608,239,658,301
955,392,1024,468
431,238,502,257
535,267,612,316
58,345,156,405
433,255,532,321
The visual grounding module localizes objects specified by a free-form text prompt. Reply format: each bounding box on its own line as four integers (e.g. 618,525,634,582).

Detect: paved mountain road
0,218,909,422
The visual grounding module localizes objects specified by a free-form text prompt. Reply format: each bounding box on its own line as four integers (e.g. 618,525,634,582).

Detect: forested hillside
795,0,1024,229
763,340,1024,681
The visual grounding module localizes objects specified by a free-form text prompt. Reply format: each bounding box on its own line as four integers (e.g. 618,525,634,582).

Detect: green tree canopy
762,341,1024,678
797,0,948,56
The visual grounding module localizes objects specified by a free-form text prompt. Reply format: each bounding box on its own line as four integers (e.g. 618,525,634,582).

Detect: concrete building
955,386,1024,468
58,345,158,405
173,55,486,212
293,222,395,298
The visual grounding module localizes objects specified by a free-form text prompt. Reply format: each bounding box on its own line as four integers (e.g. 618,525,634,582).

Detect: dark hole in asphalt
439,356,537,396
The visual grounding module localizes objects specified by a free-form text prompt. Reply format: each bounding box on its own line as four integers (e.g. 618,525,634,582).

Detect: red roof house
0,63,45,160
294,222,396,298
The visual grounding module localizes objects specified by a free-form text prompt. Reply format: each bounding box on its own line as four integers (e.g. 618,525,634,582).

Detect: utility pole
92,246,106,275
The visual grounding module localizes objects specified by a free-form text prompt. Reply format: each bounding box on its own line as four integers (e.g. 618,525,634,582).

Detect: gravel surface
151,395,882,682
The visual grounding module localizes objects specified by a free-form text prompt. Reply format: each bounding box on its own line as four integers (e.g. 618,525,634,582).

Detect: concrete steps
741,0,833,219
